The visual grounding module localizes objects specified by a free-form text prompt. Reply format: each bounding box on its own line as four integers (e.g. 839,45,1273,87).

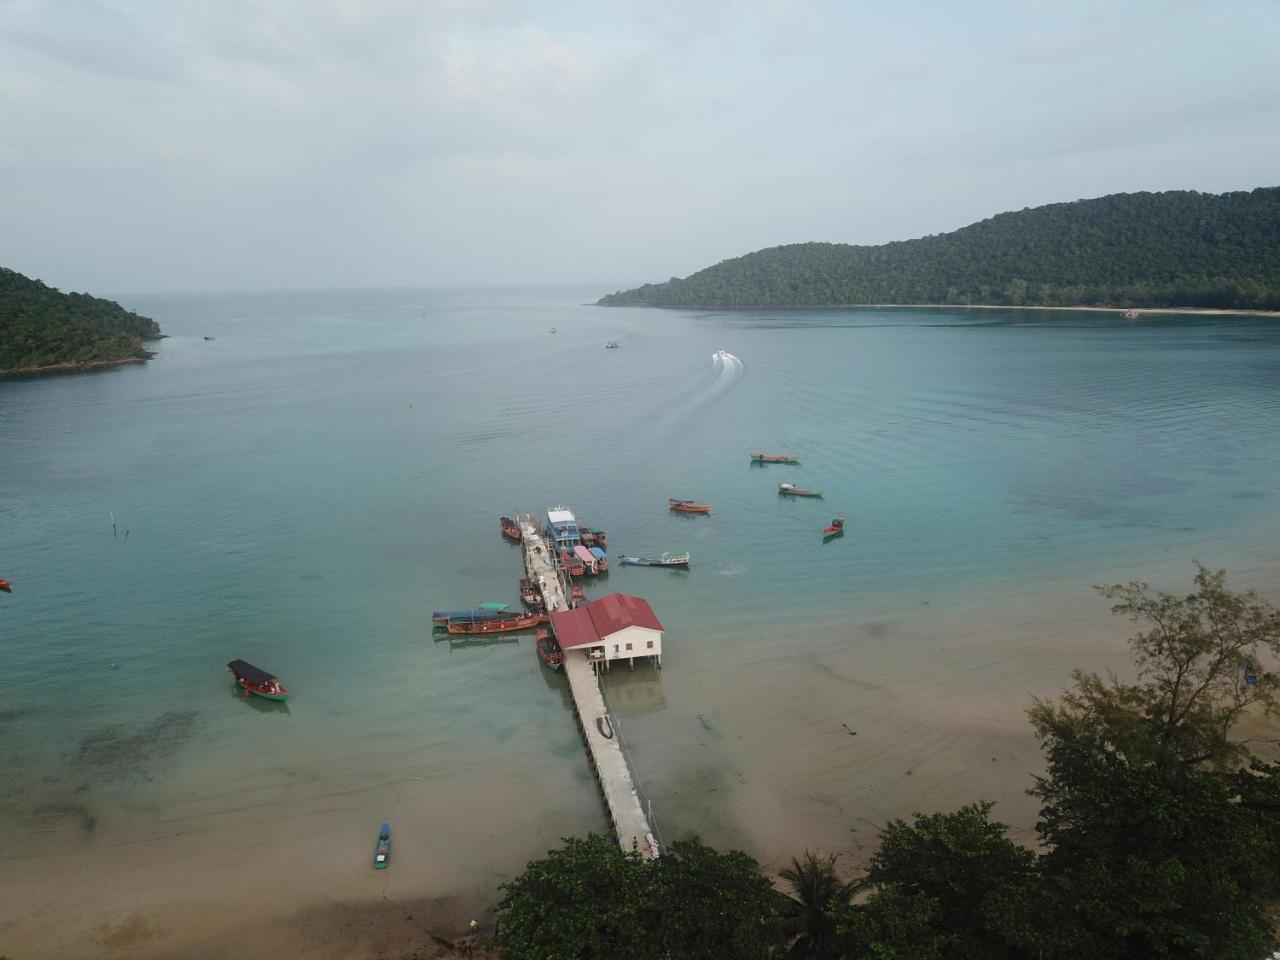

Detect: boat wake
711,348,743,391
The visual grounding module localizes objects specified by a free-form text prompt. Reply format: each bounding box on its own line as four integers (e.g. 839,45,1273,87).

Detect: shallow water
3,289,1280,952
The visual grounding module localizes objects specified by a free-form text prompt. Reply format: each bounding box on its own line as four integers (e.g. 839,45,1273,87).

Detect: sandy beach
6,562,1276,959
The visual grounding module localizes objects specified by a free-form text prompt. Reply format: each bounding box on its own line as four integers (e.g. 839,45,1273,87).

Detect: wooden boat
592,528,607,549
669,498,711,514
750,453,799,463
228,659,289,701
535,628,564,671
822,517,846,538
0,578,10,593
499,516,522,542
560,548,585,577
432,605,511,624
579,528,596,547
374,821,391,869
446,611,547,634
619,552,690,568
571,585,586,602
519,577,545,610
588,546,608,572
779,482,822,497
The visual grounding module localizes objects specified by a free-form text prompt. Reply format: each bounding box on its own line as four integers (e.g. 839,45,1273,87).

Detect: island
0,266,162,375
599,187,1280,311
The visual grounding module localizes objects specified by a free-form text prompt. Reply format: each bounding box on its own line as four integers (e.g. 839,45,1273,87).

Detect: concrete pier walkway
517,514,659,859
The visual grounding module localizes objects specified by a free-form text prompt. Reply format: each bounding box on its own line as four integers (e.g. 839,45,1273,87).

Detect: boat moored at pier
500,516,522,541
535,628,564,670
445,611,548,634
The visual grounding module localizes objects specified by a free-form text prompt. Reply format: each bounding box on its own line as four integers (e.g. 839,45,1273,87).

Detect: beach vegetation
495,565,1280,960
598,187,1280,311
0,265,161,373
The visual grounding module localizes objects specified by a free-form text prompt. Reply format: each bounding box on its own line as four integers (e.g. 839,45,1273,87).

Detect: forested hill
598,188,1280,310
0,267,161,373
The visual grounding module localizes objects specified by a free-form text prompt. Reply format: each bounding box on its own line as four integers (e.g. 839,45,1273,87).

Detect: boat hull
750,454,799,463
235,678,289,701
446,613,547,635
668,500,711,513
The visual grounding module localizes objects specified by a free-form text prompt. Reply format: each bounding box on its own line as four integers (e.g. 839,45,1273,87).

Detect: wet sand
3,565,1278,958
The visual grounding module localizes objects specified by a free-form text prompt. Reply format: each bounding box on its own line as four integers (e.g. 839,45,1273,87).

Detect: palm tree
779,850,856,959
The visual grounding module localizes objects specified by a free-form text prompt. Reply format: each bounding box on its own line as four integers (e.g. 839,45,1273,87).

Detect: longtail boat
669,498,711,514
228,659,289,701
431,605,511,625
619,552,690,568
0,578,10,593
499,516,522,542
535,628,564,671
779,482,822,497
374,822,391,869
822,517,846,538
446,611,548,635
750,453,799,463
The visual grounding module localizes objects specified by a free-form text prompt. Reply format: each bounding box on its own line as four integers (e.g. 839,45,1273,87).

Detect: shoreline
0,353,153,378
598,301,1280,317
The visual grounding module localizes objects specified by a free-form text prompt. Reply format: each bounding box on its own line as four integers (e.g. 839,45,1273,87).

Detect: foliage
863,804,1036,960
832,887,944,960
778,850,855,959
0,265,160,372
1030,562,1280,772
496,833,785,960
598,188,1280,310
657,837,785,960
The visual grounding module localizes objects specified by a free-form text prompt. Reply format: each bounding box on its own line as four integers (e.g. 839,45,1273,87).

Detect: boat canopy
589,547,607,560
228,659,277,684
574,545,598,571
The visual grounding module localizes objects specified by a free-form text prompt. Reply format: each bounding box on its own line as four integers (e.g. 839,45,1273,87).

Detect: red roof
549,594,664,650
550,606,600,650
586,593,664,638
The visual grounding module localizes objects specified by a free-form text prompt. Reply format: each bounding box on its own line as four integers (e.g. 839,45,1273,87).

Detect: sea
3,288,1280,951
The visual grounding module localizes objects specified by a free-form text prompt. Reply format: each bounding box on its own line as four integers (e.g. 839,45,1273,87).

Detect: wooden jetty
516,513,660,859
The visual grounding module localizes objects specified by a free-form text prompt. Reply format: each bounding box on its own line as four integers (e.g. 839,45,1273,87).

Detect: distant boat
535,628,564,671
203,336,216,341
669,498,711,514
713,348,734,361
446,611,548,634
750,453,798,463
0,578,10,593
374,822,391,869
605,341,619,349
227,659,289,701
619,552,690,568
500,516,522,542
549,327,557,334
779,483,822,497
822,517,845,538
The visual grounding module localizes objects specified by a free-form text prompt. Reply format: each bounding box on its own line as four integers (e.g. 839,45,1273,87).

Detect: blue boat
374,821,391,869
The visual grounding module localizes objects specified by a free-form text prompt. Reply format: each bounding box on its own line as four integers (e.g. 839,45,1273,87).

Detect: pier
517,513,660,859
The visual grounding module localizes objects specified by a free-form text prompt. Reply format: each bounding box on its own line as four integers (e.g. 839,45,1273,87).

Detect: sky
1,0,1278,295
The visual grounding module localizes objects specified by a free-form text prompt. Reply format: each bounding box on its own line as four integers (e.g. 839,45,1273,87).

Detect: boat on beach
779,482,822,497
823,517,846,538
535,628,564,670
750,453,799,463
669,498,711,514
619,552,691,568
446,611,548,635
499,516,522,541
374,822,391,869
228,659,289,701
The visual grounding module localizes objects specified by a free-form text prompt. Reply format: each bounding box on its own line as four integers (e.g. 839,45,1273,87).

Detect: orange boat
669,498,711,514
499,516,522,542
750,453,799,463
446,611,548,635
535,628,564,671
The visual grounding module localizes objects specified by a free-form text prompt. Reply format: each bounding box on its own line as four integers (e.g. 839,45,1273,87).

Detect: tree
1027,564,1280,959
864,804,1036,960
656,837,785,960
833,887,944,960
1030,562,1280,771
497,833,660,960
778,850,854,959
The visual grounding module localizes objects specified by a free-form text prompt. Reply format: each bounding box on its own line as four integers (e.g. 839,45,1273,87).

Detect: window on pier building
646,641,653,649
613,644,619,653
625,643,633,651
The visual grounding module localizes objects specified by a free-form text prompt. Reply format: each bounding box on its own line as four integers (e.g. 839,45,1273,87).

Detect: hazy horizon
3,0,1279,295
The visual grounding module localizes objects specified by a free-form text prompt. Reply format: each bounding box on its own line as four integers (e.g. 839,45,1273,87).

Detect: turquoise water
4,290,1280,925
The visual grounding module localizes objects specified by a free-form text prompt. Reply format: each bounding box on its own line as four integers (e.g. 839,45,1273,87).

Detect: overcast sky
2,0,1278,295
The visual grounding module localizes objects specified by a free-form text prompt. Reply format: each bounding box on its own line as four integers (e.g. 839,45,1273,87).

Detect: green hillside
599,188,1280,310
0,267,161,373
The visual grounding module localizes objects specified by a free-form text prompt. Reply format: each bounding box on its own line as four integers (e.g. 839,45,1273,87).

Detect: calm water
4,290,1280,925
